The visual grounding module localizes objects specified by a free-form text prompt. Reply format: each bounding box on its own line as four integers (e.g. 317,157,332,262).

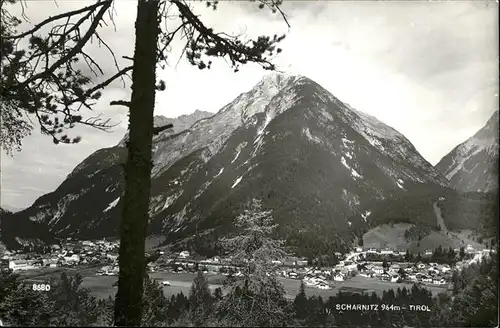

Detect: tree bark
114,0,160,326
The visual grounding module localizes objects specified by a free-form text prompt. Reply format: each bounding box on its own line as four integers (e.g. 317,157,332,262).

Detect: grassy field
363,223,487,252
17,265,450,301
74,271,449,300
80,273,226,300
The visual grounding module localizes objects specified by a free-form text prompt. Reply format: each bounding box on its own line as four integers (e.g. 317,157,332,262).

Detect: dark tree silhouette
0,0,130,152
113,1,289,326
2,0,288,325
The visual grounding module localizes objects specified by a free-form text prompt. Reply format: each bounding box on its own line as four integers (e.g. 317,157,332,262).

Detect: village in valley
1,237,495,295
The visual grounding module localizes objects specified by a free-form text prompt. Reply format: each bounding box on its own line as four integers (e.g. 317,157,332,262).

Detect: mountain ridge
435,110,499,192
2,73,454,252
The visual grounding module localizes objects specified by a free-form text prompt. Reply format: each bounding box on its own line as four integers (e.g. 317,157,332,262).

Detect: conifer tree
188,270,213,324
218,198,290,326
293,280,308,320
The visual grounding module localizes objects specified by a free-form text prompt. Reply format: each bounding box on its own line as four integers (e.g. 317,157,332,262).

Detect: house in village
317,282,332,290
333,272,345,281
404,267,414,273
432,277,446,285
390,263,401,270
207,256,221,263
408,274,417,281
179,251,190,259
390,275,400,283
359,270,374,278
9,260,33,271
107,253,118,262
380,272,391,281
63,254,80,264
428,267,440,275
421,275,433,283
42,258,58,268
295,259,308,267
82,241,95,247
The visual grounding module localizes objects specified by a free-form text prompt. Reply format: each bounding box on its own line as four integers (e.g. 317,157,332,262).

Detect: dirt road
433,202,448,233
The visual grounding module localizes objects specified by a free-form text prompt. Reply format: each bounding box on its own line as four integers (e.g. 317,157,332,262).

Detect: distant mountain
435,111,499,192
0,206,55,250
117,110,213,147
0,207,10,216
3,73,451,252
0,204,22,213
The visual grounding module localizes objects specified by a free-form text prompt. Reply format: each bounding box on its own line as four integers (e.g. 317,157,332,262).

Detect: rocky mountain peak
153,115,171,128
117,110,213,148
471,110,499,148
435,110,499,192
3,73,454,251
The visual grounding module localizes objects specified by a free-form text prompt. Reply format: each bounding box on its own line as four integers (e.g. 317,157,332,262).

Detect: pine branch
6,0,112,40
16,1,113,89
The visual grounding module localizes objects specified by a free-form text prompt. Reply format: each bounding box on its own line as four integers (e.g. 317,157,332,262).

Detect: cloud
1,0,498,208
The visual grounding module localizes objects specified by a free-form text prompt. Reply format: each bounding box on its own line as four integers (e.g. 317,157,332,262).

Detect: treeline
363,246,467,265
368,188,499,244
282,226,349,266
1,254,497,327
438,191,499,239
368,188,441,229
293,282,434,327
403,225,432,243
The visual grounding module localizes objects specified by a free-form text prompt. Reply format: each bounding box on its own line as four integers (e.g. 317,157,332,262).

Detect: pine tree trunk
114,0,159,326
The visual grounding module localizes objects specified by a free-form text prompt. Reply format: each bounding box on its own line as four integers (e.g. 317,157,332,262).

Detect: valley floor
83,272,449,300
21,268,449,300
363,223,488,252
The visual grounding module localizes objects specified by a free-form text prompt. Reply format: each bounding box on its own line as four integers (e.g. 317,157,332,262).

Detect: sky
1,0,498,210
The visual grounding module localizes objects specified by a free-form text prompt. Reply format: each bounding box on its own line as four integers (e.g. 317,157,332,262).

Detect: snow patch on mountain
14,237,44,247
214,167,224,178
87,170,101,179
104,197,120,213
50,193,82,225
195,181,212,200
29,192,84,225
57,224,72,234
303,127,322,144
160,210,183,231
162,194,178,210
232,176,243,188
341,156,363,180
105,184,118,193
342,189,361,208
257,112,273,137
342,137,354,147
231,142,248,164
231,150,241,163
361,210,371,222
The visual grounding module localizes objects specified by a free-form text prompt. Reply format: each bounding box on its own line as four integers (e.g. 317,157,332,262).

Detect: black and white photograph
0,0,498,326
